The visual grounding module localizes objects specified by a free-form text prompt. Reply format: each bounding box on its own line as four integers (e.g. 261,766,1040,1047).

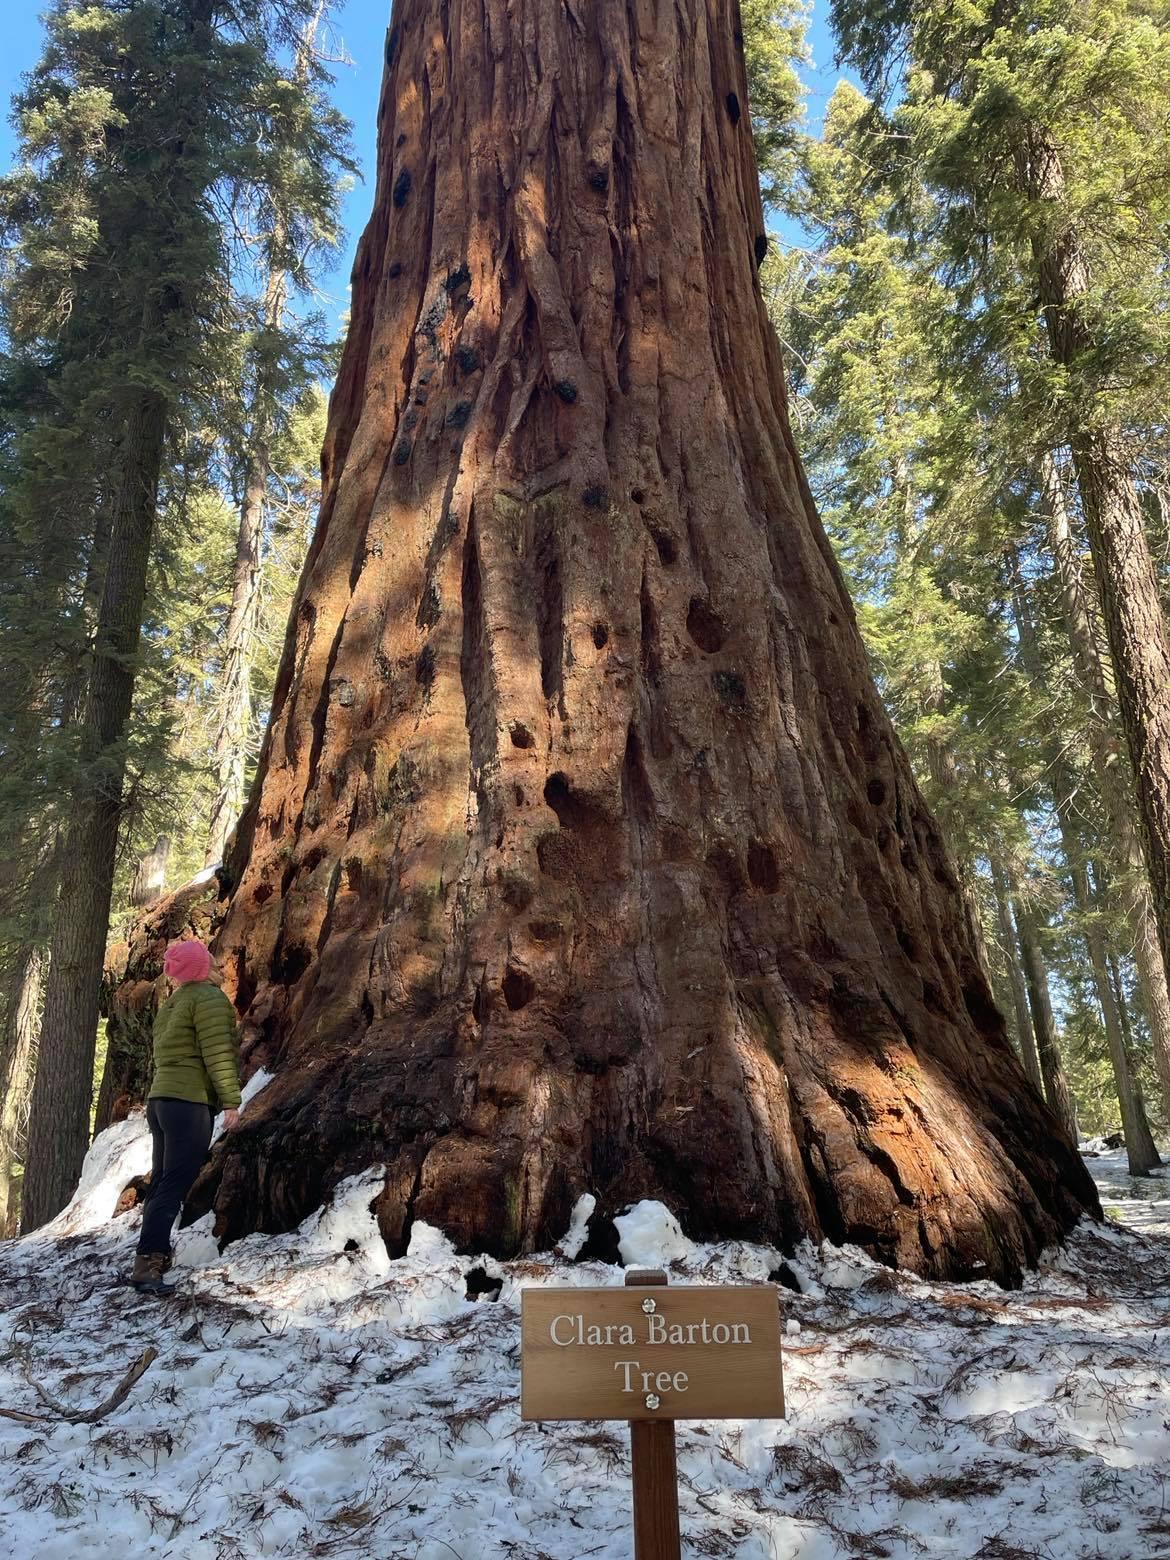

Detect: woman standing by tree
131,939,240,1294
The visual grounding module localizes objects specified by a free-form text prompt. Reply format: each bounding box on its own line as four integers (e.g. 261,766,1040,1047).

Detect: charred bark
189,0,1097,1282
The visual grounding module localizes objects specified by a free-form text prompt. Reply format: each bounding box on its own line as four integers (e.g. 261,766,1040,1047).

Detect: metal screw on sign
625,1269,682,1560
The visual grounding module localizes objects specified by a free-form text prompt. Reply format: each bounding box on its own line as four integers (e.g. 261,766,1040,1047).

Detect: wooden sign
520,1271,785,1560
521,1278,784,1421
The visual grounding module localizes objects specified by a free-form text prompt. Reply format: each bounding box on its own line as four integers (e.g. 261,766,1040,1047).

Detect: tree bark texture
22,390,169,1230
0,945,45,1237
1024,134,1170,1037
1012,898,1078,1143
192,0,1097,1282
1042,453,1170,1118
988,853,1043,1096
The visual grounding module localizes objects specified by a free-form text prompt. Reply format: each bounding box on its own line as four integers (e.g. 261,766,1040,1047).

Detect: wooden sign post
521,1268,785,1559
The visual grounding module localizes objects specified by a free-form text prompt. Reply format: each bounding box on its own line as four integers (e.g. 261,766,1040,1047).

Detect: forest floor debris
1,1122,1168,1559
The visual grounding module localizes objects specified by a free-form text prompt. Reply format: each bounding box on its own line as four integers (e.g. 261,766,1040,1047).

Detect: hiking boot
130,1251,173,1293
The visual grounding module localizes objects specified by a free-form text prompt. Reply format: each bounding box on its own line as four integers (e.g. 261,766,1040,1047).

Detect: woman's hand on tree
222,1108,240,1132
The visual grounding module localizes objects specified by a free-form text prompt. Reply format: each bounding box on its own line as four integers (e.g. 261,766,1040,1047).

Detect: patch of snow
559,1191,595,1258
614,1198,695,1267
3,1136,1170,1558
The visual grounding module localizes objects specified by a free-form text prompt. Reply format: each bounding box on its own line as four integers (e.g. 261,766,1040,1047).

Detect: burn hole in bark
500,872,534,912
415,641,437,691
444,262,471,295
962,979,1001,1037
460,520,496,776
686,596,727,653
447,399,473,429
385,24,399,67
713,670,747,709
544,771,593,828
651,527,677,565
631,487,646,504
640,573,661,685
273,941,311,987
769,1263,803,1294
592,622,608,649
392,439,412,466
345,857,363,896
252,881,274,904
754,233,768,267
235,951,257,1015
455,344,481,374
553,379,579,404
533,520,564,702
747,840,780,893
582,484,609,509
303,845,326,874
509,721,535,750
726,91,742,126
416,583,441,630
623,725,655,824
388,260,402,280
502,966,536,1010
465,1265,503,1302
867,779,886,806
392,168,412,208
528,919,562,943
513,784,525,806
587,164,609,192
707,843,746,895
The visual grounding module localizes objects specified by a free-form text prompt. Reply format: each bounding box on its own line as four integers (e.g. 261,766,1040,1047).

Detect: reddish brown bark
190,0,1096,1282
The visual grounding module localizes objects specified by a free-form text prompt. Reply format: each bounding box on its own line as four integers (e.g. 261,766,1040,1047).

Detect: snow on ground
2,1131,1170,1559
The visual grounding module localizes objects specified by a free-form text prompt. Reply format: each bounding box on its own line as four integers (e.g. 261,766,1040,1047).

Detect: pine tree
6,0,347,1229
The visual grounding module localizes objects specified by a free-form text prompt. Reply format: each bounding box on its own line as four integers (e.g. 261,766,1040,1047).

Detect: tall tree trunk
129,834,172,908
1042,453,1170,1115
1012,897,1078,1142
190,0,1096,1282
0,945,45,1237
22,392,169,1229
989,852,1044,1094
1010,566,1160,1170
204,439,271,866
1023,134,1170,1024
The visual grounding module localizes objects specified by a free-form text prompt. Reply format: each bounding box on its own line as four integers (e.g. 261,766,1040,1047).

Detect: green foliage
0,0,349,1012
741,0,812,211
764,1,1170,1140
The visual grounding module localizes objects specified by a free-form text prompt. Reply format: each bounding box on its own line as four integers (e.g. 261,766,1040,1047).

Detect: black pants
138,1097,213,1256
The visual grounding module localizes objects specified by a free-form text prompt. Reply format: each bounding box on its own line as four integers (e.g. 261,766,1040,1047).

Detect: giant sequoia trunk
195,0,1097,1282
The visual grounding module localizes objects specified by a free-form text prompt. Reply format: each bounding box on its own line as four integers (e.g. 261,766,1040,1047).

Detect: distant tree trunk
204,439,270,867
22,391,169,1230
188,0,1096,1282
1024,134,1170,1025
1012,897,1078,1142
129,834,172,908
1010,566,1159,1170
1042,453,1170,1116
0,945,44,1236
989,853,1043,1093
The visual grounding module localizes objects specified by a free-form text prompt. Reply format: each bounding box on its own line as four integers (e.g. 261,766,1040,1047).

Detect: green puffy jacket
149,979,242,1110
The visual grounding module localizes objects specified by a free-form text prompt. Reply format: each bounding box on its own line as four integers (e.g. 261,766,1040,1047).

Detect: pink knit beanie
164,939,212,984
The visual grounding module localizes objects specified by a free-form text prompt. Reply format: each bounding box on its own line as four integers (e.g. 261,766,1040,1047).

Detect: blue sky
0,1,848,331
